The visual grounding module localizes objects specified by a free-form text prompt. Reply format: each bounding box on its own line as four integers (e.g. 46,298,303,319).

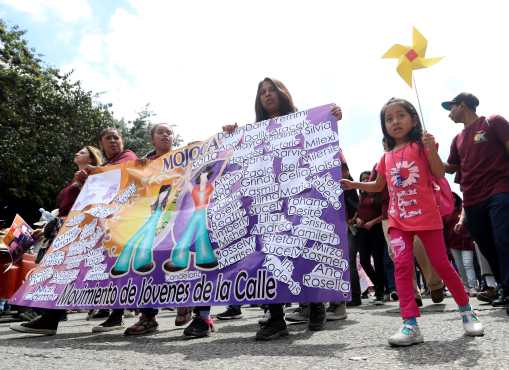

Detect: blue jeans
465,193,509,296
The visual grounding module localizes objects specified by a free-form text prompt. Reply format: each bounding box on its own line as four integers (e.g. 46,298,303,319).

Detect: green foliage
0,20,181,224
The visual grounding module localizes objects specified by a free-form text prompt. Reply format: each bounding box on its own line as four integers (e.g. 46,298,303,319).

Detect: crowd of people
2,78,508,347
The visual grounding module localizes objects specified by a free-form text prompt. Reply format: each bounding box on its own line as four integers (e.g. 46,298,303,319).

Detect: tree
0,20,184,225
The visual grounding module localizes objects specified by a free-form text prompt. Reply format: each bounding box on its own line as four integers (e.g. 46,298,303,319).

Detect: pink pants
389,228,468,319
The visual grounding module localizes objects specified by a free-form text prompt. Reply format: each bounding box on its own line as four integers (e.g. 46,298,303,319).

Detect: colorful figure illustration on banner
163,159,228,273
109,167,183,277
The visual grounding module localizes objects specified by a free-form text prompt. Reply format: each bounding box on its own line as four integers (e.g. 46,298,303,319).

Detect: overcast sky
2,0,508,188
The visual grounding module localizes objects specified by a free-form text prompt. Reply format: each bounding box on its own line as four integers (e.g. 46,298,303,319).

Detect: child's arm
340,173,386,193
422,132,445,178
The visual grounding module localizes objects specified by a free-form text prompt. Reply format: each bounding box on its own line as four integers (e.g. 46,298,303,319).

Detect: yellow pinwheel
382,27,443,87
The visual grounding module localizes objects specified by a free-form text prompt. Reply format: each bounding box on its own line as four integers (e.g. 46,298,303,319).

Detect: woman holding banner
9,145,104,335
237,77,344,340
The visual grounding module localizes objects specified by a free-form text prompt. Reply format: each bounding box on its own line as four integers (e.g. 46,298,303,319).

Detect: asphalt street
0,298,507,370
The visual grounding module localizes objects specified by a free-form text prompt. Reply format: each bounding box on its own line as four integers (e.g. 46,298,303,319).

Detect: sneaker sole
285,317,308,323
388,338,424,347
9,325,56,336
124,328,158,336
326,314,347,321
92,325,125,333
255,329,289,341
183,331,211,339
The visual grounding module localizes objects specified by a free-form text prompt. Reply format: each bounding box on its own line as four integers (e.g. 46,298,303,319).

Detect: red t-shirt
448,115,509,207
377,142,443,231
105,149,138,165
357,193,381,222
369,165,389,220
56,183,81,217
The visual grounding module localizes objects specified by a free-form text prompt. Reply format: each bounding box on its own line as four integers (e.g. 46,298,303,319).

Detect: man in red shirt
442,92,509,308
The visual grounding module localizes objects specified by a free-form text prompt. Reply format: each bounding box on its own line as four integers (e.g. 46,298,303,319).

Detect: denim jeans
465,192,509,296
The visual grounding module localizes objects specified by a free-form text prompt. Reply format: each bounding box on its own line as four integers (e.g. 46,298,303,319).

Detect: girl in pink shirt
341,98,483,346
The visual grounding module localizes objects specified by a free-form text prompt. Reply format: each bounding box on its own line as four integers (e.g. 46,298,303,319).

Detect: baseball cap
441,92,479,111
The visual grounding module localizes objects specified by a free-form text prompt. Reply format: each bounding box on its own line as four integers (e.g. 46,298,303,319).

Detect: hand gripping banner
10,104,350,309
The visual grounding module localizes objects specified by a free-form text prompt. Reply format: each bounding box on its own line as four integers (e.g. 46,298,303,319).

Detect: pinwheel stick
412,75,426,131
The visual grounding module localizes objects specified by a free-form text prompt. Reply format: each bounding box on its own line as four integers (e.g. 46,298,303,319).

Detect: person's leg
387,228,424,347
357,229,378,298
413,236,444,292
92,309,125,333
389,228,419,320
475,243,499,302
9,309,66,335
184,306,213,338
418,229,484,337
256,304,288,341
462,250,478,292
308,302,326,331
383,220,419,300
369,224,386,301
175,307,193,326
487,193,509,299
416,230,468,307
450,249,468,288
348,231,361,305
124,308,159,336
464,201,500,282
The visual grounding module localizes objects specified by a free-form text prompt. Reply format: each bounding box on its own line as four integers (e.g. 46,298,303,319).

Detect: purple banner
10,104,350,309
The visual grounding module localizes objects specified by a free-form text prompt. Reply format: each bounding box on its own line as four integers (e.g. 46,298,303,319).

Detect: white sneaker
388,324,424,347
461,310,484,337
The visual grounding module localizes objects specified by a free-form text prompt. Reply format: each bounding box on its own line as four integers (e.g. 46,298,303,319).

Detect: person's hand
422,132,437,152
340,178,356,190
73,169,89,184
85,165,98,174
363,220,374,230
347,217,356,225
331,104,342,121
355,217,365,228
222,123,238,133
453,221,465,234
31,228,44,241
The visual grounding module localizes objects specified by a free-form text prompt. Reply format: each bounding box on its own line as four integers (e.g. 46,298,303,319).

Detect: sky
1,0,508,187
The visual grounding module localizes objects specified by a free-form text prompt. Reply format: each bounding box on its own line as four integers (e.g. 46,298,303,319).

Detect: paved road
0,298,507,370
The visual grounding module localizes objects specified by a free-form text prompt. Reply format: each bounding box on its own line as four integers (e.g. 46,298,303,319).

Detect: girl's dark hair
380,98,423,150
150,123,173,138
359,170,371,182
99,127,121,141
255,77,297,121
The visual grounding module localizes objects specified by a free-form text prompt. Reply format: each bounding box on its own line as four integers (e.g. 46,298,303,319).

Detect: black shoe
183,316,214,338
491,296,509,307
92,314,124,333
477,287,499,303
308,303,326,331
10,316,58,335
216,307,243,320
255,319,289,341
